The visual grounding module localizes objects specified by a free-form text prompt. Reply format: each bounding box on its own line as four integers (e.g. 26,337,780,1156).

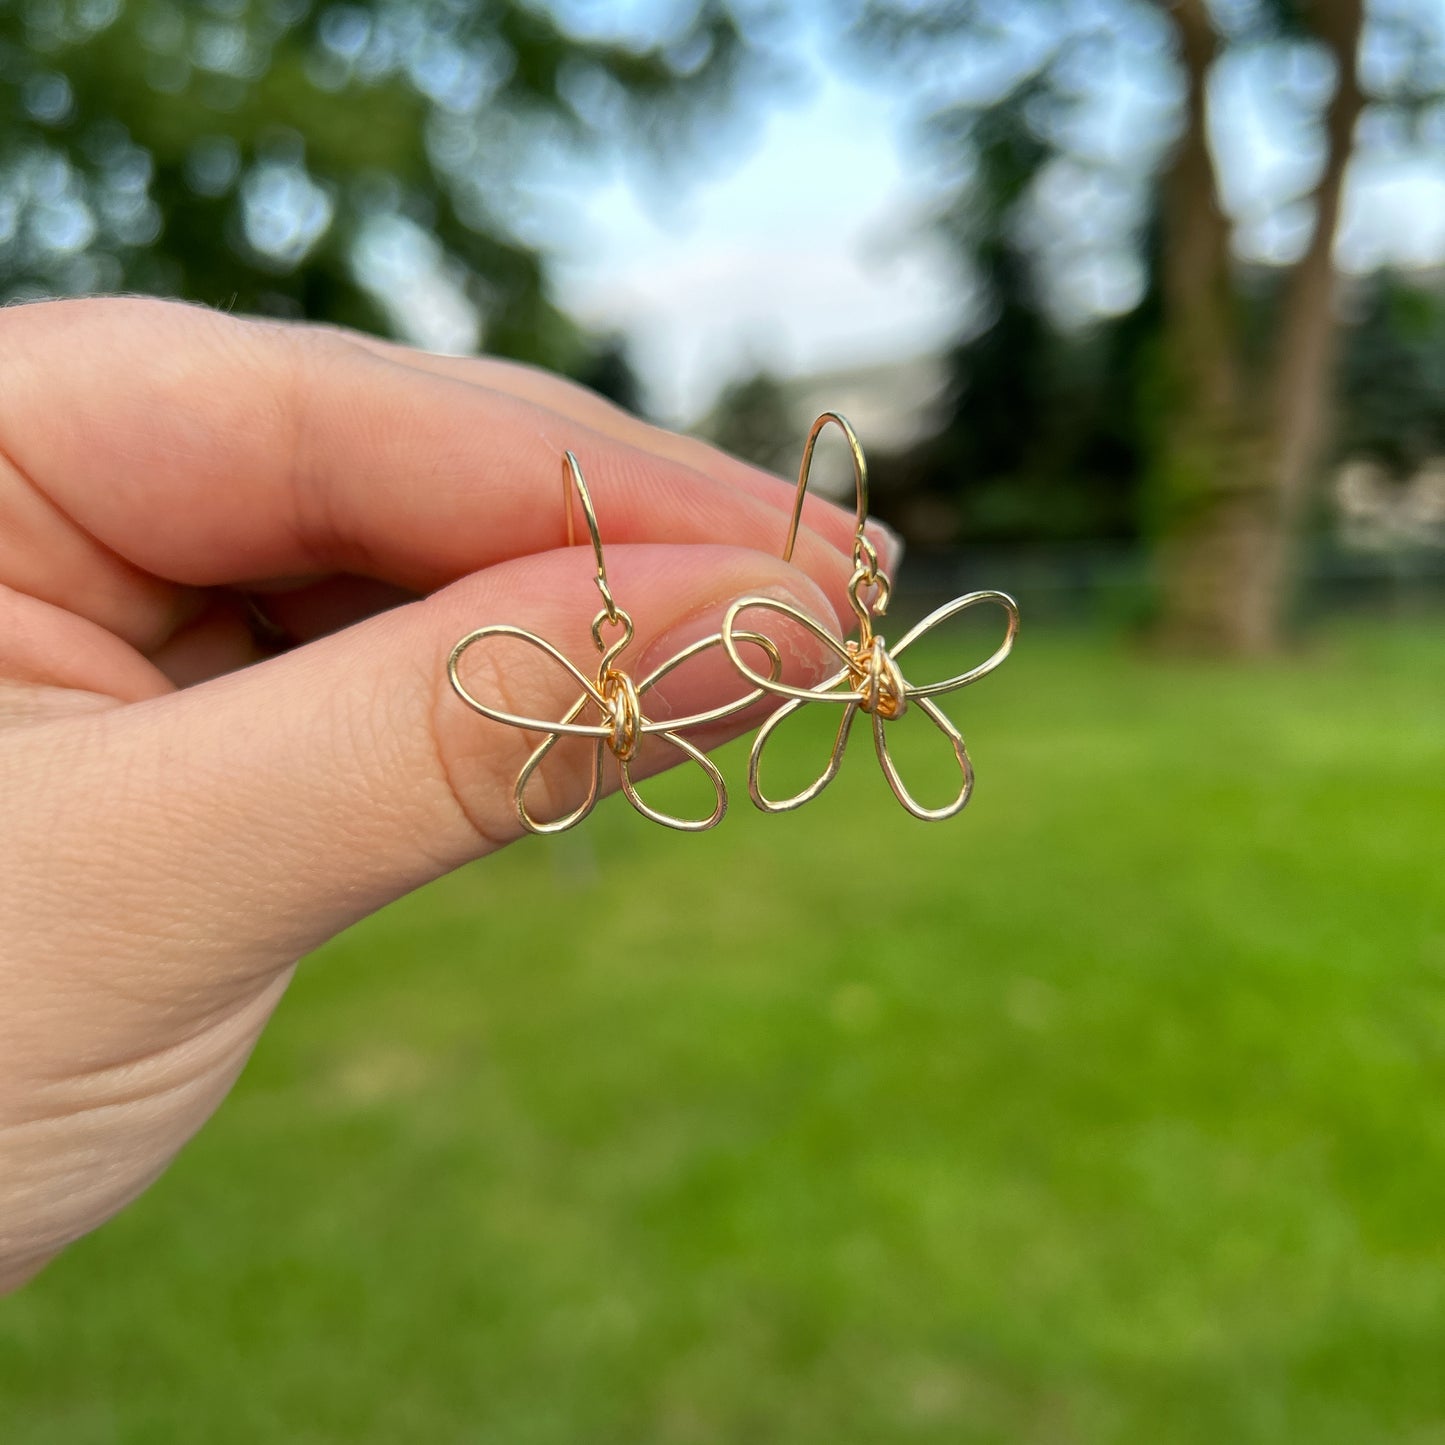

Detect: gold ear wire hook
781,412,888,641
781,410,877,573
562,449,620,624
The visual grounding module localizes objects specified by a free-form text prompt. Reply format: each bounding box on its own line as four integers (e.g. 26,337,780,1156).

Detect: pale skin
0,297,889,1293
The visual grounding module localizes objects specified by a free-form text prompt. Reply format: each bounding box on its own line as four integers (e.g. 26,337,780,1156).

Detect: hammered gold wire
448,450,781,833
721,412,1019,822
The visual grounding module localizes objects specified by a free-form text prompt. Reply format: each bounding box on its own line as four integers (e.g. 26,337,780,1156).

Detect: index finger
0,298,879,630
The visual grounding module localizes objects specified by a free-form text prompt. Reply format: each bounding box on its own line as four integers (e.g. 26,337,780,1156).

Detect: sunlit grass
4,623,1444,1444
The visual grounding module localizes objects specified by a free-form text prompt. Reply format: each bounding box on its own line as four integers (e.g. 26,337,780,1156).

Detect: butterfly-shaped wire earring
721,412,1019,822
448,451,782,834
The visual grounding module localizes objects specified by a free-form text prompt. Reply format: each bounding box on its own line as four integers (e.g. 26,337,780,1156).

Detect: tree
1335,272,1445,481
0,0,753,377
1151,0,1368,651
701,368,798,477
848,0,1445,651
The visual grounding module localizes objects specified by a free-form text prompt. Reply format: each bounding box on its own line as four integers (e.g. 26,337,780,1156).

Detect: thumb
44,543,839,974
0,544,838,1285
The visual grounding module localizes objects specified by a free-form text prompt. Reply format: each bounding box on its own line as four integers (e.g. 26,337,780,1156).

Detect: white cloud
543,67,964,422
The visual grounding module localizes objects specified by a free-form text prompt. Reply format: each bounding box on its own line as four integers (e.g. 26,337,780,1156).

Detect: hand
0,298,887,1291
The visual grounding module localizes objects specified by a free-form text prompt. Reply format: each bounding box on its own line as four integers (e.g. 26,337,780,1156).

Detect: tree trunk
1152,0,1365,653
1255,0,1367,635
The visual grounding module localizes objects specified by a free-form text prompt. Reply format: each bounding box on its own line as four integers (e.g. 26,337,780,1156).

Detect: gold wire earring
448,451,781,834
721,412,1019,821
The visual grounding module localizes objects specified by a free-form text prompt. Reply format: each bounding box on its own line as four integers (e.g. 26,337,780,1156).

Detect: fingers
0,298,884,653
0,585,172,705
310,326,899,569
12,547,838,1013
0,545,840,1282
140,578,421,688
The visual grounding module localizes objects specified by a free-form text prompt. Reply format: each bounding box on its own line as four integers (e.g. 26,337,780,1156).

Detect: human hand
0,298,888,1290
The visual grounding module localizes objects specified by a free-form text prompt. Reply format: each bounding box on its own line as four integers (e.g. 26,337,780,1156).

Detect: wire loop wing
635,630,783,732
871,695,976,822
747,695,859,814
721,598,855,703
515,725,605,834
448,625,613,738
613,630,783,830
619,731,728,832
889,591,1020,699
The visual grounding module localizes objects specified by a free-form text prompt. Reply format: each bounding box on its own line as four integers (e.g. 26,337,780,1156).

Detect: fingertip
866,516,905,577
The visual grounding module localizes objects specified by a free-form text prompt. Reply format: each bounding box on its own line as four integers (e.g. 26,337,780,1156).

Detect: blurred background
2,1,1443,1441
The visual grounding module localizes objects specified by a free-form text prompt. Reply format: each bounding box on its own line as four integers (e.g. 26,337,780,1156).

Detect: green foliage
0,0,752,372
4,623,1444,1442
913,273,1151,545
1336,274,1445,477
841,0,1173,544
703,367,797,476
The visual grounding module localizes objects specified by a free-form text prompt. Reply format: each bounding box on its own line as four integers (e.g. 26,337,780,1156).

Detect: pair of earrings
447,413,1019,834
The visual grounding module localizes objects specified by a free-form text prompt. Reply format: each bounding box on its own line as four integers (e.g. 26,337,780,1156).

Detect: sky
392,7,1445,428
546,74,965,421
545,65,964,424
363,47,956,425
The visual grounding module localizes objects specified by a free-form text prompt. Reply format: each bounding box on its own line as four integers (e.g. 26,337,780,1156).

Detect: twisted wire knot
846,637,908,719
600,667,643,760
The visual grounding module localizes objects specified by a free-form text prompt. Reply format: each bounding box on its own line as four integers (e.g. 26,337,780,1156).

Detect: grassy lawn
4,621,1444,1443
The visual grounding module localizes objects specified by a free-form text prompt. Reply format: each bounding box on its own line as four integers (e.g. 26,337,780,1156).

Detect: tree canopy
0,0,753,372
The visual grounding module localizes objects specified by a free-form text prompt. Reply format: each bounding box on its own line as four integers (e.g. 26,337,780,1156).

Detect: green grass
4,622,1444,1444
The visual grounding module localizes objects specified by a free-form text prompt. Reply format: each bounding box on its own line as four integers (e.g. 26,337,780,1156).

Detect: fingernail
636,583,840,726
865,516,905,576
